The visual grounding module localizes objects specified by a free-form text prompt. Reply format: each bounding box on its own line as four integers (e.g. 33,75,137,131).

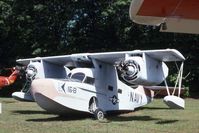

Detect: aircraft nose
31,79,73,114
31,79,56,100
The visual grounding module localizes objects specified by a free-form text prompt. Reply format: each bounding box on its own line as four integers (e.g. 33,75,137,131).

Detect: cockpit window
70,72,85,82
84,76,95,85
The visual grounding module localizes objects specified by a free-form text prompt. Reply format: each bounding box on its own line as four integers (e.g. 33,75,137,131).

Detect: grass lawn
0,98,198,133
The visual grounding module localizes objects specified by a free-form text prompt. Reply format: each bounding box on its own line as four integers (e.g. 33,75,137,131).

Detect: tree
0,0,199,96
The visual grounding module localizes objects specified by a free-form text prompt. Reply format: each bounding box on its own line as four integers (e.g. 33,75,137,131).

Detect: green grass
0,98,198,133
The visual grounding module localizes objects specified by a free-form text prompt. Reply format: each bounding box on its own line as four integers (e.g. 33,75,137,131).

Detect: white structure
12,49,185,120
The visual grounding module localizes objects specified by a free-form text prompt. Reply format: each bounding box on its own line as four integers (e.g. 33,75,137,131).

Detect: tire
94,109,105,121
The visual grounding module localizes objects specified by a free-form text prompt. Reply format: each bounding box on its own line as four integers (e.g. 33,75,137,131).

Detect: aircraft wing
89,49,185,64
16,53,91,66
17,49,184,66
129,0,199,34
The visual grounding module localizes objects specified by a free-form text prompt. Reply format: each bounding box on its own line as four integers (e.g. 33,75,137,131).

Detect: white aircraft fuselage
31,68,153,115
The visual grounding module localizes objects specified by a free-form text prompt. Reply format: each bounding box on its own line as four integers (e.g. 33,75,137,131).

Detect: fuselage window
84,77,95,85
71,73,85,82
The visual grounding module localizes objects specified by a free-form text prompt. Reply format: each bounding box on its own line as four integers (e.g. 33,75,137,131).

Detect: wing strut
164,77,170,96
172,63,184,97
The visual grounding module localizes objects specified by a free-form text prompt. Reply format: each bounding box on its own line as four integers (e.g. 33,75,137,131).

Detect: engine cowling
26,61,45,80
117,55,168,86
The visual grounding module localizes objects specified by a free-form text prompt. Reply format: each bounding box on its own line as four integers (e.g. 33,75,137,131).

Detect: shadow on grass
12,110,160,122
12,110,52,115
156,120,179,124
25,114,160,123
107,115,179,125
12,110,92,121
26,114,92,122
12,110,179,124
25,114,179,124
107,115,160,122
137,106,170,110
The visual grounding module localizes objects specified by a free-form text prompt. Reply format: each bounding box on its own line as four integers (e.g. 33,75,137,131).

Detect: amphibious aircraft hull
34,93,85,114
31,79,94,114
31,78,153,115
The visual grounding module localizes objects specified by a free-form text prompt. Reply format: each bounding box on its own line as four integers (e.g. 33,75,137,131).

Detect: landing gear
89,97,105,120
89,97,98,113
94,109,105,121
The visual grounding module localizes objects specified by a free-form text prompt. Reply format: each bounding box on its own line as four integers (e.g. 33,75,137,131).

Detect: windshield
70,72,85,82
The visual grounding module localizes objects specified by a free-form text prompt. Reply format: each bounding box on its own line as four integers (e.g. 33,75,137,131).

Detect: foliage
0,0,199,95
183,87,190,97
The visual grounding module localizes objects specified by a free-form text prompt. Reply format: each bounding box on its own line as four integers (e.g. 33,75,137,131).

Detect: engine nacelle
117,54,168,86
26,61,45,80
26,60,69,80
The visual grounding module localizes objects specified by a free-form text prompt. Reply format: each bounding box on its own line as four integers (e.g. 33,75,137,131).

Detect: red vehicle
0,67,20,89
